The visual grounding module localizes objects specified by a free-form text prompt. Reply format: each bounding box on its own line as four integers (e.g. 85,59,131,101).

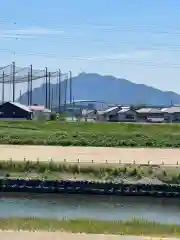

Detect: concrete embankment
1,178,180,198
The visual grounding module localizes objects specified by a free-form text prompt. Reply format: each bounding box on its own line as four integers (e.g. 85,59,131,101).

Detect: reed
0,217,179,236
1,160,180,184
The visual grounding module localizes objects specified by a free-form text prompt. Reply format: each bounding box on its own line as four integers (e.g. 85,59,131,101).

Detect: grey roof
82,109,95,116
97,110,105,115
103,106,119,114
117,108,132,113
136,108,162,114
161,106,180,113
9,102,32,113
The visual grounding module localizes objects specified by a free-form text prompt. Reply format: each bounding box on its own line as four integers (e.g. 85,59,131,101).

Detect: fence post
119,160,121,164
106,160,108,164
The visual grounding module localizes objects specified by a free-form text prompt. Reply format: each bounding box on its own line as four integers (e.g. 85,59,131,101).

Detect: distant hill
18,72,180,106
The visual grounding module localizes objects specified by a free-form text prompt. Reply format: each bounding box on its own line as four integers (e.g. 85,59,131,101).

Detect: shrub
49,113,57,121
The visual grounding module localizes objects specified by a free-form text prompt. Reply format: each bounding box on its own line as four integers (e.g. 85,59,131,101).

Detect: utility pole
64,74,68,113
48,72,51,109
30,64,33,105
2,71,4,104
12,62,15,102
56,72,58,112
69,70,72,105
72,95,75,120
51,87,53,110
58,69,61,113
45,67,48,108
27,72,30,105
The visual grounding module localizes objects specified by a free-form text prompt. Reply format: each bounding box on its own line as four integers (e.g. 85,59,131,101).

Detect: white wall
32,111,51,120
118,110,137,122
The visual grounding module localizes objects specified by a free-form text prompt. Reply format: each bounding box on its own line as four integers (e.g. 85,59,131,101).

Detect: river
0,193,180,224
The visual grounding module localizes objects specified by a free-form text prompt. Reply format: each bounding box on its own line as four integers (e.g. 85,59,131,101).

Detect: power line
1,21,180,37
20,21,180,34
2,29,180,53
0,48,179,69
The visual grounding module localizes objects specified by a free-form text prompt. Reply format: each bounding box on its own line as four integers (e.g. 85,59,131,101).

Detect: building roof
103,106,119,114
29,105,51,113
97,110,105,115
82,109,95,116
9,102,32,113
117,108,132,113
161,106,180,113
136,108,162,114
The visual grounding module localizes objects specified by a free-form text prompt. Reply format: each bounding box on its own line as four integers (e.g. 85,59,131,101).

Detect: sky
1,0,180,98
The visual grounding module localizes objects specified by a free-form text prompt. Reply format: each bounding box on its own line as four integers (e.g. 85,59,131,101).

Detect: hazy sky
1,0,180,96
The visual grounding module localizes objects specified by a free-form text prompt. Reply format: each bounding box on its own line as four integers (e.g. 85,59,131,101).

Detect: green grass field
0,217,179,236
1,160,180,184
0,120,180,147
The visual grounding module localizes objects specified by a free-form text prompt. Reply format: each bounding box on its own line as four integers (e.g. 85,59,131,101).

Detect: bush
49,113,57,121
0,121,180,147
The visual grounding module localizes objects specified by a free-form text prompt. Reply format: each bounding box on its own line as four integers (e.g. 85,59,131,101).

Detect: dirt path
0,231,177,240
0,145,180,165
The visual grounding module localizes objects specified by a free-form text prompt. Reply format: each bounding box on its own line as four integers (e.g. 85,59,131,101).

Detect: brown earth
0,145,179,165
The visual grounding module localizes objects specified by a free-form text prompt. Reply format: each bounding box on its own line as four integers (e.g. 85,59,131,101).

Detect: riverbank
1,120,180,148
2,177,180,197
1,160,180,184
0,217,179,237
0,232,178,240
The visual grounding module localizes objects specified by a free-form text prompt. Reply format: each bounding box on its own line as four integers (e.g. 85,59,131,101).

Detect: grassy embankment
0,217,180,237
1,160,180,184
0,120,180,147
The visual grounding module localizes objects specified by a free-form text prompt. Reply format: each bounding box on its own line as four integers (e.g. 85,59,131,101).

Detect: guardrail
3,157,180,167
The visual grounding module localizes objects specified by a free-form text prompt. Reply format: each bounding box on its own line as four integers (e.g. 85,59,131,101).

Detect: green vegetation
0,217,179,236
0,120,180,147
1,160,180,184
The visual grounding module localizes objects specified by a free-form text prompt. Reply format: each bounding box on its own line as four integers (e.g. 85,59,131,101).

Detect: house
100,106,121,122
161,106,180,122
94,106,137,122
29,105,51,120
82,109,97,121
117,108,137,122
136,108,165,122
0,101,32,120
96,110,106,121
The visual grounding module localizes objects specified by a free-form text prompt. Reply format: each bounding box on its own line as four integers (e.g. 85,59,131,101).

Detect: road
0,145,179,165
0,232,177,240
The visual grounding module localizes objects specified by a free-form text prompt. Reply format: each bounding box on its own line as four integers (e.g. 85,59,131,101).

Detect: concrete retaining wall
1,178,180,198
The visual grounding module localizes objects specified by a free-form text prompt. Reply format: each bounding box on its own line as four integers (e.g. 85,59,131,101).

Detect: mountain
18,72,180,106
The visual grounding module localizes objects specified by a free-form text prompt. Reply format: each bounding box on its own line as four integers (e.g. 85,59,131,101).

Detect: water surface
0,193,180,224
